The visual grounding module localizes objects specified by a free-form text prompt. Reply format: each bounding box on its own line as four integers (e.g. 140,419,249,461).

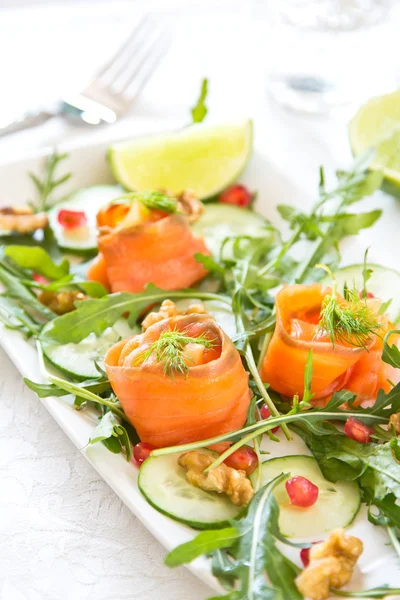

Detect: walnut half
142,299,207,330
178,451,254,506
0,206,48,233
295,529,364,600
38,290,86,315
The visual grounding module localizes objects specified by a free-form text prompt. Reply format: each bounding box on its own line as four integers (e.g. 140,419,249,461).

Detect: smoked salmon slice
260,284,399,403
87,194,210,293
104,313,252,447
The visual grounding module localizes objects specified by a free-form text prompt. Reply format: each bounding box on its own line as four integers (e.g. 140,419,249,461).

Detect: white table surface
0,3,398,600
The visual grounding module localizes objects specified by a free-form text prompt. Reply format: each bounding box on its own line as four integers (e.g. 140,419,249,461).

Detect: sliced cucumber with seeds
41,319,137,380
324,263,400,324
192,203,271,258
138,452,242,529
252,455,361,539
48,185,123,254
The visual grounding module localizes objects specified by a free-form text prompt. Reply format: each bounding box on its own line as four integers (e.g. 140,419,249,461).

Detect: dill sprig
133,328,215,376
29,151,71,212
317,264,382,347
112,191,178,214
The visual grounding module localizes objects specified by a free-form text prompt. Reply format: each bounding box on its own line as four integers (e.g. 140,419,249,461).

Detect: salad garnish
191,77,208,124
317,265,382,347
29,150,71,212
132,328,216,376
0,123,399,600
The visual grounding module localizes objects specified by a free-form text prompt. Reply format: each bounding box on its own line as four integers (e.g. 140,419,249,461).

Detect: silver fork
0,16,169,138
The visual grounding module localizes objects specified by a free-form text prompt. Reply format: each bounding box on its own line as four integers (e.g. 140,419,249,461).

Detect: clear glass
266,0,399,113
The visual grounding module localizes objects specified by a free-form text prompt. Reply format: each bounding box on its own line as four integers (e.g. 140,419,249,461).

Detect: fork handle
0,110,56,138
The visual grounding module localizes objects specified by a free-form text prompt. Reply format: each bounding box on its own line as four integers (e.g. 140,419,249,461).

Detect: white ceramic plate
0,129,399,599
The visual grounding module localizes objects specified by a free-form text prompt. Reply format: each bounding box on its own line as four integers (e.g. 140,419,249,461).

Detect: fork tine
106,22,160,91
93,14,150,82
121,38,171,101
115,32,169,95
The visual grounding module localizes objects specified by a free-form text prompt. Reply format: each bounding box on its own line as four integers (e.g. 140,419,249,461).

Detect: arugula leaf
24,377,111,398
382,330,400,368
321,209,382,237
0,264,55,320
5,245,69,280
88,411,133,461
195,252,225,274
0,296,40,336
191,78,208,124
39,284,230,345
165,528,239,567
166,475,301,600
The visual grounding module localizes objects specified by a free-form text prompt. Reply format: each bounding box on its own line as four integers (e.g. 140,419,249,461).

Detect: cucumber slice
175,298,236,339
138,452,242,529
41,319,137,380
252,455,361,539
48,185,123,254
192,203,271,258
325,263,400,324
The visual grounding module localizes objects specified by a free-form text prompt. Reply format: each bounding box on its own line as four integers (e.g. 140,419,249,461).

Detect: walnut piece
389,413,400,435
0,206,48,233
178,451,254,506
38,290,86,315
176,190,204,223
142,299,207,330
295,529,364,600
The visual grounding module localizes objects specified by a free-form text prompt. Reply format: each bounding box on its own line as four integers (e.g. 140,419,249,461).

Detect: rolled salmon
260,284,398,403
104,313,252,447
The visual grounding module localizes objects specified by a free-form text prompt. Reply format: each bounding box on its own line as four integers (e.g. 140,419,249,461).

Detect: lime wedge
108,120,253,199
349,90,400,184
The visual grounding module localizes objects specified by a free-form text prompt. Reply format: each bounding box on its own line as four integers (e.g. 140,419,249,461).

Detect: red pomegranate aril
219,184,252,208
132,442,156,466
259,404,279,433
58,209,87,230
344,417,373,443
285,476,319,508
32,273,48,284
224,446,258,476
300,547,311,567
300,542,322,567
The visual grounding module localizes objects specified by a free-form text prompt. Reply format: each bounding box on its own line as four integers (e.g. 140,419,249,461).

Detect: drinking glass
266,0,398,113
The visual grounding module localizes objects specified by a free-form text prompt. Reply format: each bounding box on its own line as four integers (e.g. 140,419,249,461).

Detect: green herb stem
151,409,388,458
48,374,128,422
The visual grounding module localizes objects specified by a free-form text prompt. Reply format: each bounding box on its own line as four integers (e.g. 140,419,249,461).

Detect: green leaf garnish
5,245,69,280
382,330,400,368
317,265,382,347
165,474,302,600
133,328,215,376
112,191,178,214
191,78,208,124
29,151,71,212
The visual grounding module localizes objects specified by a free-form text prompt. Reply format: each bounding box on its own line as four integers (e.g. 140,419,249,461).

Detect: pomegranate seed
259,404,279,433
285,476,319,507
58,209,87,230
358,290,374,299
32,273,48,284
344,417,373,443
300,547,311,567
219,184,252,208
300,542,322,567
224,446,258,476
132,442,156,466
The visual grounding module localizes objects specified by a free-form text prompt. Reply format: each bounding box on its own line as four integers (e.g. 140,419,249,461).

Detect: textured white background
0,2,399,600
